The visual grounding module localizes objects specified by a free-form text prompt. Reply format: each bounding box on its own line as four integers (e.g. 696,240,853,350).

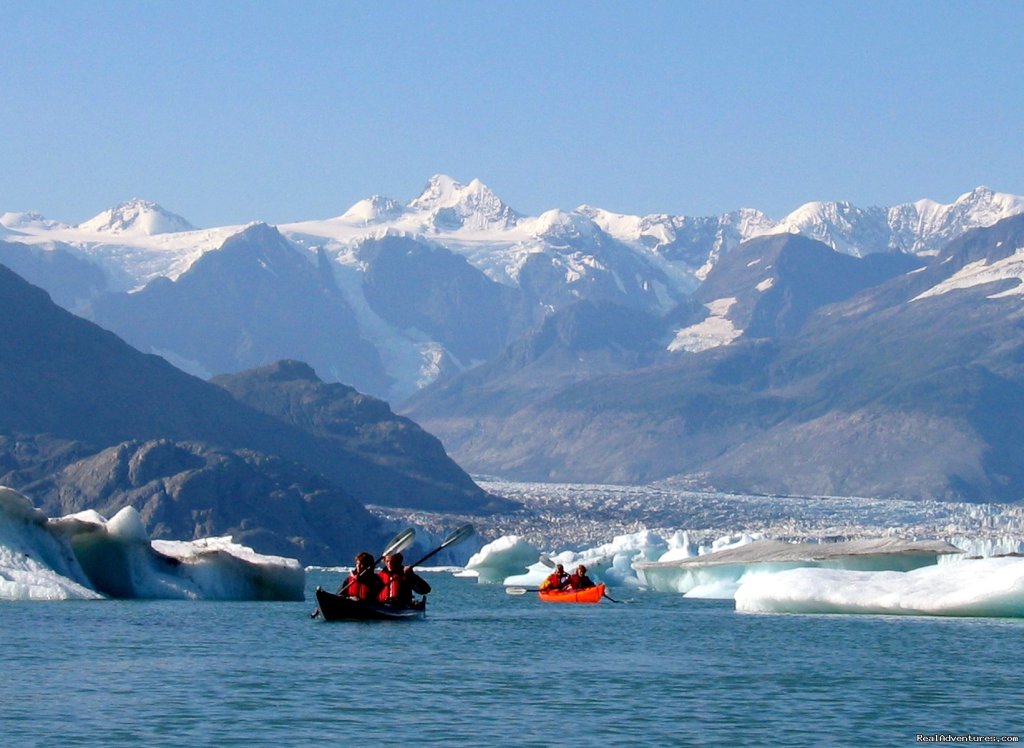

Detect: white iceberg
0,487,101,600
734,556,1024,617
463,535,540,584
538,529,670,588
633,537,961,599
0,486,304,601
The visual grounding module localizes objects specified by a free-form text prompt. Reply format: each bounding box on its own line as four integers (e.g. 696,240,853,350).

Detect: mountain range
0,261,505,563
4,180,1024,505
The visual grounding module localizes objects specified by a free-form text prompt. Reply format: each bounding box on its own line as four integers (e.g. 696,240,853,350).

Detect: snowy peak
580,205,774,255
338,195,404,225
0,211,70,231
408,175,519,231
527,208,601,242
78,199,196,236
761,187,1024,257
939,186,1024,231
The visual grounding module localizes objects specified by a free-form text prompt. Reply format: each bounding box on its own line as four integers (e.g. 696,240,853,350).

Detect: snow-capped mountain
77,198,196,235
337,195,404,225
765,186,1024,257
6,178,1024,502
2,178,1023,405
405,213,1024,502
0,211,71,232
407,174,520,231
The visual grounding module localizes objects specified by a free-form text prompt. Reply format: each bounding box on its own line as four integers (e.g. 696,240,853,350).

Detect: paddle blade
382,527,417,559
538,554,556,568
505,587,531,595
440,523,474,550
408,524,475,568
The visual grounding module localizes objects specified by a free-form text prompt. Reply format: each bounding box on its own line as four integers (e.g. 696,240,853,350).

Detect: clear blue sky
3,1,1023,228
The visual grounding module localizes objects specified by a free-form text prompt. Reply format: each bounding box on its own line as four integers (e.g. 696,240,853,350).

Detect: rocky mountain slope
4,180,1024,503
405,216,1024,502
0,263,507,562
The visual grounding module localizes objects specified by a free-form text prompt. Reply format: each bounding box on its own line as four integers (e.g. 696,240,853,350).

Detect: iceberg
734,556,1024,617
633,537,961,599
0,487,101,600
463,535,540,583
0,486,304,601
534,529,671,589
470,529,672,589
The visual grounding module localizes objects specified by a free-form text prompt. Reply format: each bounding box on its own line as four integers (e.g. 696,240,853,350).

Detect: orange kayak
538,583,605,604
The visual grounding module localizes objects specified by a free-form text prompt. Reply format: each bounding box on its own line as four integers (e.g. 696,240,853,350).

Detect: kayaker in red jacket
340,551,384,601
378,552,431,606
540,563,570,591
569,564,596,590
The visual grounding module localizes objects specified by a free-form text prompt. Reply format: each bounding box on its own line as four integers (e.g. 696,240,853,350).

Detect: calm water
2,571,1021,747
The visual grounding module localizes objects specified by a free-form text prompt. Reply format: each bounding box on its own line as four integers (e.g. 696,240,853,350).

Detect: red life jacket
345,571,380,601
378,569,407,603
541,572,569,590
570,573,595,590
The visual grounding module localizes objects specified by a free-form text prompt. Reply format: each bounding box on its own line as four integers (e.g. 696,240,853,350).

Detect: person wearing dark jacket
378,552,431,606
340,551,384,601
569,564,596,590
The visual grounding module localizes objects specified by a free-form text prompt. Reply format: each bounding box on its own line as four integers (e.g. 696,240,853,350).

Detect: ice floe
0,486,303,601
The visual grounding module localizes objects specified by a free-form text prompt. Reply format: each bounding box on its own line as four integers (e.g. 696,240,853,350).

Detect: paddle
407,523,475,569
311,527,417,618
505,587,536,595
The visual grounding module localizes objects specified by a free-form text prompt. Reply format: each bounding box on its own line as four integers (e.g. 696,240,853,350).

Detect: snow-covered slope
763,186,1024,257
78,198,196,235
3,179,1023,401
7,179,1021,296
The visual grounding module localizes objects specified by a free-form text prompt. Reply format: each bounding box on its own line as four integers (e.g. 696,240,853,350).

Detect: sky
2,1,1023,228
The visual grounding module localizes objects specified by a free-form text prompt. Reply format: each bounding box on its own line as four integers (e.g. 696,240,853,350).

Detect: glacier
428,480,1024,617
0,486,303,601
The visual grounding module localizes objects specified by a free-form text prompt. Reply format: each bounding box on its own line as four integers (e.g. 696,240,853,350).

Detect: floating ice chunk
106,506,150,543
151,537,304,601
0,486,304,601
503,560,553,588
655,531,699,563
735,556,1024,617
634,538,961,599
464,535,540,584
0,487,102,600
542,529,669,587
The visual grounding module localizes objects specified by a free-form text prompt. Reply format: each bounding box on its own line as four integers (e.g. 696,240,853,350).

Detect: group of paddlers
539,563,595,592
341,550,431,607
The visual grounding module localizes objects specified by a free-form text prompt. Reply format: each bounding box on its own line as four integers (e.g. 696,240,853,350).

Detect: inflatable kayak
314,586,426,621
539,583,606,604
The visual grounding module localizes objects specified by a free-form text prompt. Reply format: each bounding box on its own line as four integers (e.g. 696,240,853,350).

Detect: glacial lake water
2,571,1021,747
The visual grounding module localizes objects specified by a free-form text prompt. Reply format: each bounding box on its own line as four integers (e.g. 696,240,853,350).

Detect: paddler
540,563,570,591
568,564,596,590
378,552,431,607
340,551,384,601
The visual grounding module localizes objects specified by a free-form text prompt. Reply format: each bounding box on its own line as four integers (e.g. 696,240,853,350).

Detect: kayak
539,583,606,604
314,586,426,621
